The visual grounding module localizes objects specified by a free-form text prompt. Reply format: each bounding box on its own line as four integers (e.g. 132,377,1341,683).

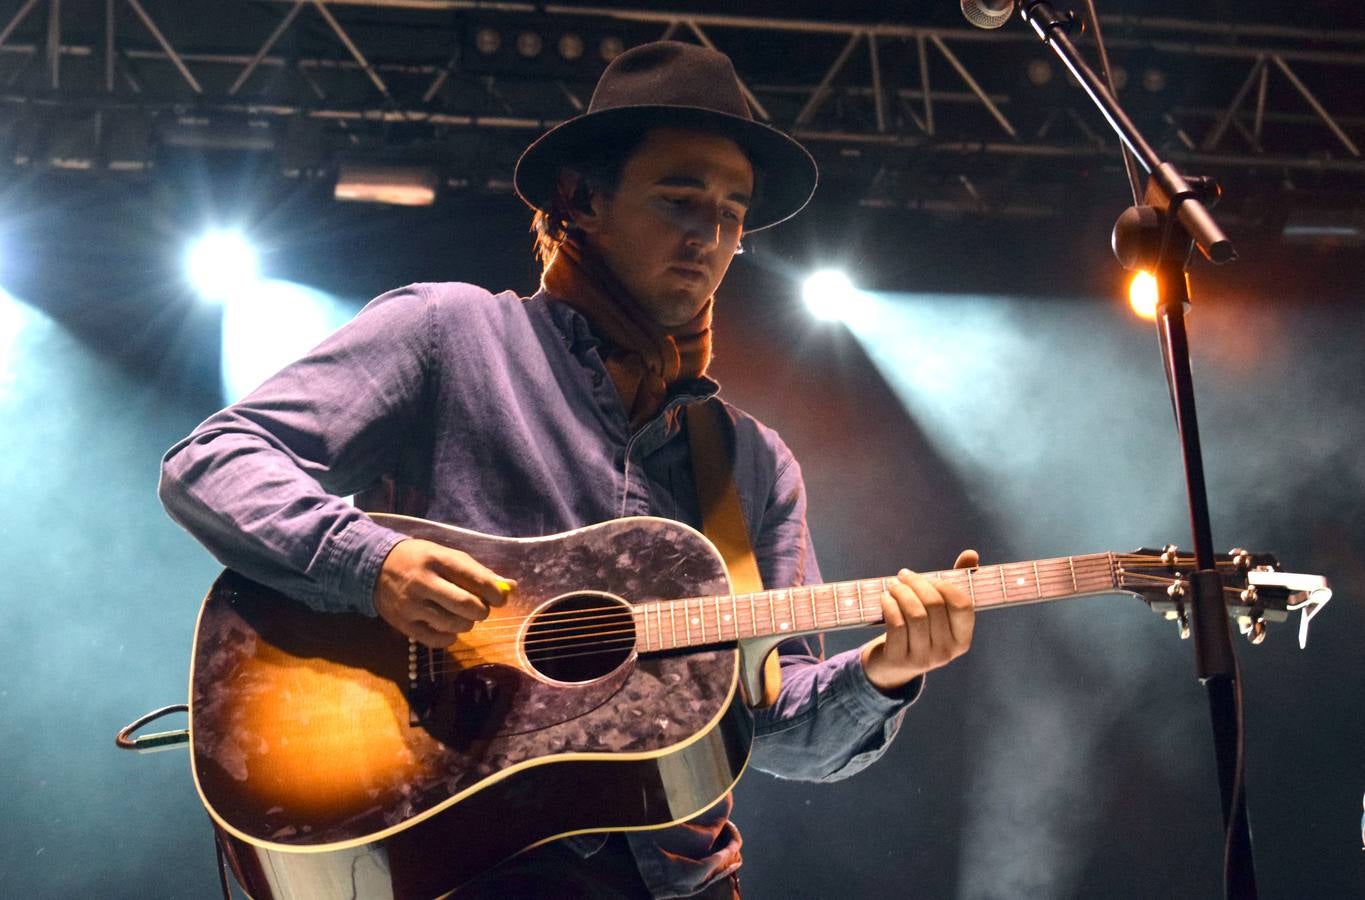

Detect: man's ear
555,168,603,234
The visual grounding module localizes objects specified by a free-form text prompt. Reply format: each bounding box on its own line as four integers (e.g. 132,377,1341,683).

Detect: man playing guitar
161,41,976,898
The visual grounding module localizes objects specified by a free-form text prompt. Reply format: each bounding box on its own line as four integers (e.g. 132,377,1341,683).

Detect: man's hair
530,127,648,269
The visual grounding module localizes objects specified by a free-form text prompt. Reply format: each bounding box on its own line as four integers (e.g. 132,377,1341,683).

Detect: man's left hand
860,549,978,694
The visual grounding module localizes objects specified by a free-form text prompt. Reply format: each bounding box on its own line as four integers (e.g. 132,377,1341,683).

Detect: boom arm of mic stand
1019,0,1235,263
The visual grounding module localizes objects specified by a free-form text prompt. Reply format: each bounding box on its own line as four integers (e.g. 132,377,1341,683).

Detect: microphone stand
1008,2,1254,895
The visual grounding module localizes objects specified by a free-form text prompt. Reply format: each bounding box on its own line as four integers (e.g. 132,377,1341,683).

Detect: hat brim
514,105,817,232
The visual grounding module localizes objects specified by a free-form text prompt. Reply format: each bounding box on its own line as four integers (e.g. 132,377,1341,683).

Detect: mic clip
1022,1,1084,42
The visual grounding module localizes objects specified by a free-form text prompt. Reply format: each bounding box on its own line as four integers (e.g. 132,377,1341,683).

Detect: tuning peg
1177,606,1191,640
1236,613,1267,645
1161,544,1180,568
1228,547,1252,570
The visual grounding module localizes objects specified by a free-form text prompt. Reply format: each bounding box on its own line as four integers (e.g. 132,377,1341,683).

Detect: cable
1081,0,1144,205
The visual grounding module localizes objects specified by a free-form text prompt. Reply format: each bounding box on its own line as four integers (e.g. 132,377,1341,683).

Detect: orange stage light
1128,270,1158,320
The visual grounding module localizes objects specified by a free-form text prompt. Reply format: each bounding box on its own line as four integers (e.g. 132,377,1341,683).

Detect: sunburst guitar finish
190,515,751,900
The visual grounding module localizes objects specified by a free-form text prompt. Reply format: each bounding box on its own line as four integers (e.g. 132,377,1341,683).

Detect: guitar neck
632,552,1120,653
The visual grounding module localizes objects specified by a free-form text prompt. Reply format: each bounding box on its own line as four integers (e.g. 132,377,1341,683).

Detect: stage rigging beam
0,0,1361,220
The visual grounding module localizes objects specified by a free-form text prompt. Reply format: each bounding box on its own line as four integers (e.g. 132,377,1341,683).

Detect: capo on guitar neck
1248,569,1332,649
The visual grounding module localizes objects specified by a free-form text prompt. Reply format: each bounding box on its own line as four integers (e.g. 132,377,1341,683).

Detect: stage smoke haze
841,289,1363,896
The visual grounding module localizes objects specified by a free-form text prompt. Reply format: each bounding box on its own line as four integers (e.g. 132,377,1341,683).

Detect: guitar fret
631,552,1144,651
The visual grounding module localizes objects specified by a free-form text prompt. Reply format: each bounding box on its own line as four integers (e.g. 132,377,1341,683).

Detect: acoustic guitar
189,512,1329,899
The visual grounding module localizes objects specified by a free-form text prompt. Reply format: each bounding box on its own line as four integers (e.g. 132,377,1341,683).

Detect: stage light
0,289,25,399
1128,270,1158,320
516,31,544,58
335,163,438,206
1142,67,1167,93
600,36,624,62
220,280,351,402
186,230,260,304
802,269,875,329
475,27,501,55
1026,59,1053,87
558,33,585,61
802,269,853,321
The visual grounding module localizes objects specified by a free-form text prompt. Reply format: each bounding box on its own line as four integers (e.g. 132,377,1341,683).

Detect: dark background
1,1,1364,896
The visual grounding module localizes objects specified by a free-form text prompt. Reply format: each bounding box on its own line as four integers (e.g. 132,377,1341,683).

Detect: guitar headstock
1117,546,1332,648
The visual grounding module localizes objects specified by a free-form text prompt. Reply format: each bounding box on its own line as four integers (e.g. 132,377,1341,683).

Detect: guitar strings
424,559,1240,655
427,578,1254,673
430,553,1184,639
418,561,1241,671
425,555,1242,643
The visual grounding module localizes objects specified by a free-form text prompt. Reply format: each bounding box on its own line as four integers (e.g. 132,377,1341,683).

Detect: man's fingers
879,587,909,662
953,548,980,570
901,570,955,663
892,571,932,663
413,594,480,634
943,580,975,653
418,578,492,624
429,546,516,608
406,618,460,649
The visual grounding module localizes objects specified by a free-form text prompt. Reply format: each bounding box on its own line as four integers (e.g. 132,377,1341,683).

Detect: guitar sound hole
523,593,636,684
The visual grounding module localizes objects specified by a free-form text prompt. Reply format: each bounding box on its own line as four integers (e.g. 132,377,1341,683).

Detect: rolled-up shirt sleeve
748,444,922,783
158,285,431,616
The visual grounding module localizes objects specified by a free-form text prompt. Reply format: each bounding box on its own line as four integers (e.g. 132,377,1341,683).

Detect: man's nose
684,207,723,250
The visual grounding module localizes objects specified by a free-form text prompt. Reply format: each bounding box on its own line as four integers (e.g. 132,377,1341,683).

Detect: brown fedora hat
514,41,817,232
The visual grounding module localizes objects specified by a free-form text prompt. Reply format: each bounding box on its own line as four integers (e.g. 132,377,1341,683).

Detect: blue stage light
220,280,352,402
802,269,874,330
185,230,260,303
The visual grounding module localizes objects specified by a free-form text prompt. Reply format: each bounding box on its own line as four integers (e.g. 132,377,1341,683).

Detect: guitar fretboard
631,552,1118,652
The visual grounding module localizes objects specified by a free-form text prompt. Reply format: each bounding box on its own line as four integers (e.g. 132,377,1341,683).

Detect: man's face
573,127,754,327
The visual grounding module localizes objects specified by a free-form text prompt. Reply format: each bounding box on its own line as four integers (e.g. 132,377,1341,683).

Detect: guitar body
190,515,752,900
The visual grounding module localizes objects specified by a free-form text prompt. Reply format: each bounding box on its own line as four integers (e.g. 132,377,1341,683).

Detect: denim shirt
159,283,919,898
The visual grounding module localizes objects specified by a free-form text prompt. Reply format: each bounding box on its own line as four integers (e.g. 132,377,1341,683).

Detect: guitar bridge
406,640,443,726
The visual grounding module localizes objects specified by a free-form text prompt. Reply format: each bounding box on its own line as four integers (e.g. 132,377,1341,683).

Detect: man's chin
635,286,708,328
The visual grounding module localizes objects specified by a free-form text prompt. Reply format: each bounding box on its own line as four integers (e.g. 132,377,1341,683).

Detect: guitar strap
686,398,781,708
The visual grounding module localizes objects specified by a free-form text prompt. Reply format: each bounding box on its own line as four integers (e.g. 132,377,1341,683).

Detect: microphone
960,0,1016,29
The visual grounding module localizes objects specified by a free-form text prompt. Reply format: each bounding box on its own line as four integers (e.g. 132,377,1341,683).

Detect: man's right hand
374,538,515,647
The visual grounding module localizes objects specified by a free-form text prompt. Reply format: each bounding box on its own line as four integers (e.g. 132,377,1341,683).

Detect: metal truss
2,0,1363,220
